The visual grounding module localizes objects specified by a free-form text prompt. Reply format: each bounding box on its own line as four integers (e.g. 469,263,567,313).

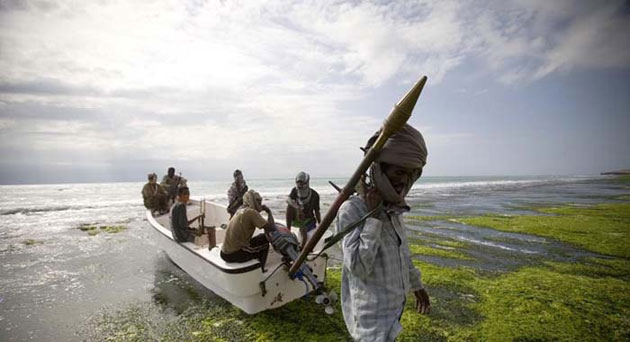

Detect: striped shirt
337,196,423,342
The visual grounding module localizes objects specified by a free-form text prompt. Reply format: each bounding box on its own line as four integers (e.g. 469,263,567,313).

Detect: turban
367,124,428,213
242,190,262,210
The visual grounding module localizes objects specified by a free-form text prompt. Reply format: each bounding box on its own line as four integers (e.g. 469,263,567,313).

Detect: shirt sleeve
408,255,423,290
227,185,236,203
173,205,189,230
313,191,320,211
338,200,383,280
248,209,268,228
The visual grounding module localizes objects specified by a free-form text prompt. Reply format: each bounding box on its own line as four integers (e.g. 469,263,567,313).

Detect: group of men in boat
142,167,322,272
141,167,187,215
141,123,431,341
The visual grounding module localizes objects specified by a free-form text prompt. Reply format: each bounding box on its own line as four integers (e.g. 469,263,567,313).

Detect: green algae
22,239,43,246
79,224,127,236
407,215,459,223
409,243,472,260
459,203,630,258
85,258,629,342
473,264,630,342
100,225,127,234
84,199,630,342
398,258,630,342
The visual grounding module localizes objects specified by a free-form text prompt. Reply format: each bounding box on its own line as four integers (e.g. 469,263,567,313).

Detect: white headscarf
295,171,312,206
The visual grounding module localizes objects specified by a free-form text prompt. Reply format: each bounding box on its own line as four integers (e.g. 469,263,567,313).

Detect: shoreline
82,197,630,341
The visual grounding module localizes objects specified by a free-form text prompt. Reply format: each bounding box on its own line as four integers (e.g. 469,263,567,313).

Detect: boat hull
147,200,330,314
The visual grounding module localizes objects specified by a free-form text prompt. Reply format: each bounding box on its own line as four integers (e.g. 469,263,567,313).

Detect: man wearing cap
286,171,321,249
336,124,431,341
227,169,249,218
221,190,275,272
141,173,169,214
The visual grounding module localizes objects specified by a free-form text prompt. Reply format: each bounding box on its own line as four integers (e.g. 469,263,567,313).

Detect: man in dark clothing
286,171,321,249
170,187,204,243
227,169,248,218
162,167,187,205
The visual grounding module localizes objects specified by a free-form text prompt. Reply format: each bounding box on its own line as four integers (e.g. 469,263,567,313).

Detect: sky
0,0,629,184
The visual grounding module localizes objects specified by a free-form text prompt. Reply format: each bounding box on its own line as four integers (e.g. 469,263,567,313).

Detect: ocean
0,175,626,341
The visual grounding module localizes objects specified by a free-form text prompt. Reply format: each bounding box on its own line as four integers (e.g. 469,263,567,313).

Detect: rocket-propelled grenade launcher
288,75,428,277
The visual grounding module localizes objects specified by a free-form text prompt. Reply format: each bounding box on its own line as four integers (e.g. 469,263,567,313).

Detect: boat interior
151,200,313,275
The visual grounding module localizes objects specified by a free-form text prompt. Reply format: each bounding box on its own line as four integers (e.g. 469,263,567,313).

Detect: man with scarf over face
336,124,431,341
227,169,249,218
286,171,321,249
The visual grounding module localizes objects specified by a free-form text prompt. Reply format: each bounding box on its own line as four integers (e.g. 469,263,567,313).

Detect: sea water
0,175,626,341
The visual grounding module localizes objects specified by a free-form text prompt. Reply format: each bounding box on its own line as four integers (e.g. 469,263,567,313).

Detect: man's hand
364,187,382,213
414,289,431,315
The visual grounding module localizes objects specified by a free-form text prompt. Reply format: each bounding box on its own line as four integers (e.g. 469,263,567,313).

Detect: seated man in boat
286,171,321,249
221,190,274,272
170,187,204,243
337,124,431,341
161,167,187,205
141,173,169,214
226,169,248,218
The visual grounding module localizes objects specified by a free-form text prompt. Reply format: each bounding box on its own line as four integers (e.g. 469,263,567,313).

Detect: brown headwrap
367,124,427,213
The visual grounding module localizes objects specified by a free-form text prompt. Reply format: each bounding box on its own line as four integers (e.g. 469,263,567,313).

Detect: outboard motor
267,227,321,290
266,225,337,314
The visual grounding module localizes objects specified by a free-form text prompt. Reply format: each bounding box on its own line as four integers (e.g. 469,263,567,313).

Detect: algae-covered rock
22,239,43,246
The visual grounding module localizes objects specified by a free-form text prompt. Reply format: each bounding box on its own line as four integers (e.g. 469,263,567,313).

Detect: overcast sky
1,0,629,184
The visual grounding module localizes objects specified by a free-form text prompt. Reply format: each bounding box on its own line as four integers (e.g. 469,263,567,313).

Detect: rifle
227,185,249,216
288,76,427,277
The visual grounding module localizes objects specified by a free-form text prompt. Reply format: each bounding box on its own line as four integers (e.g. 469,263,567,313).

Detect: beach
0,175,628,341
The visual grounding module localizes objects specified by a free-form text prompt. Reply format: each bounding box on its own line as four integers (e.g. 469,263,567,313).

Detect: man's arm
339,198,383,279
286,203,295,229
401,216,430,314
187,214,204,226
314,193,321,224
261,205,275,233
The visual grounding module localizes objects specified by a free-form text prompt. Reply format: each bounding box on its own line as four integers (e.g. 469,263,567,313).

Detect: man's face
168,169,175,177
382,164,416,195
296,180,308,190
255,197,263,212
149,177,157,184
179,192,190,202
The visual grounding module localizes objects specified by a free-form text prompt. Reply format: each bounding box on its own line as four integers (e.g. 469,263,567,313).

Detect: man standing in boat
170,187,204,243
141,173,169,214
286,171,321,249
226,169,248,218
221,190,275,272
161,167,187,205
337,124,431,341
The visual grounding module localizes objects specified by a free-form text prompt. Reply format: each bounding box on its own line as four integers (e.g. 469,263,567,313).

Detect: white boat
146,199,332,314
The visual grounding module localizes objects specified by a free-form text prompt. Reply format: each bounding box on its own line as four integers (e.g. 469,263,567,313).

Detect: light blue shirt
337,196,423,342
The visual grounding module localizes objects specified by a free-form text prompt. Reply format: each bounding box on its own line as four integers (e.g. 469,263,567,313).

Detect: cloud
0,0,627,183
472,0,630,83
